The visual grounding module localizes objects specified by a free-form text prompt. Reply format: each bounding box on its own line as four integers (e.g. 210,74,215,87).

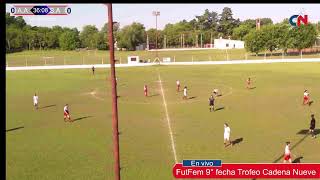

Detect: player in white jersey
64,104,71,122
33,93,39,109
213,88,219,96
283,142,292,163
176,80,180,92
224,123,231,147
183,86,187,100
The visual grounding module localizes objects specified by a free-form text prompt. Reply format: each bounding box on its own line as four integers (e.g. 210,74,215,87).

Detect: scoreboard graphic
10,5,71,16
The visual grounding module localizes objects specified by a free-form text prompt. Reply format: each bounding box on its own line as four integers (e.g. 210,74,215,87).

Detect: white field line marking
157,72,178,164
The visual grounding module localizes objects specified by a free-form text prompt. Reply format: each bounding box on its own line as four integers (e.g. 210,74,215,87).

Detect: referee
310,114,316,138
209,95,215,112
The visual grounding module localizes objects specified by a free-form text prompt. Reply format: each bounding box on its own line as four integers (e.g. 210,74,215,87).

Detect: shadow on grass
188,96,197,100
297,129,320,135
72,116,93,122
308,101,314,106
6,126,24,132
215,107,225,111
249,87,256,90
39,104,56,109
292,156,303,163
231,137,243,146
149,94,160,97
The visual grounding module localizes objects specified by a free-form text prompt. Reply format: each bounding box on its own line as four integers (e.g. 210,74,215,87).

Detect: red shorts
64,112,69,117
304,96,309,100
284,154,291,161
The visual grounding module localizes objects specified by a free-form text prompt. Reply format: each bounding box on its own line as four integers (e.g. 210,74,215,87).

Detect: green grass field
6,63,320,180
6,49,320,67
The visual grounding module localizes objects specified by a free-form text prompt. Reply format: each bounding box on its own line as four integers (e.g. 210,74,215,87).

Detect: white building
214,38,244,49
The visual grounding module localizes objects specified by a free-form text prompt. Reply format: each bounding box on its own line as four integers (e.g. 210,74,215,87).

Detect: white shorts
224,134,230,141
34,101,38,105
184,92,187,96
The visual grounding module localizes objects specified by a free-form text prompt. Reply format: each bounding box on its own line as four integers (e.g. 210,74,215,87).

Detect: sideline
6,58,320,71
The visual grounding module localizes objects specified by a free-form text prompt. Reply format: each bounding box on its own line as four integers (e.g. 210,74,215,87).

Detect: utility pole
182,34,185,48
107,4,120,180
152,11,160,57
200,33,203,48
210,32,213,47
146,34,149,50
196,33,198,48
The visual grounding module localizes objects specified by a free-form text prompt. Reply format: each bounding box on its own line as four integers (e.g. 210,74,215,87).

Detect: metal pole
200,33,203,48
107,4,120,180
155,15,157,50
146,34,149,50
182,34,184,48
210,32,212,46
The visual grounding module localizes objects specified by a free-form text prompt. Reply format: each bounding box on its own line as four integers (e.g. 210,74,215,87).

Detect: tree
232,24,254,40
59,31,79,50
241,19,256,28
163,20,195,48
261,25,278,54
244,29,266,55
6,25,24,52
98,22,120,50
146,28,163,49
117,22,146,50
290,24,317,53
80,25,99,49
275,23,293,55
217,7,240,38
6,13,27,52
260,18,273,26
194,9,219,31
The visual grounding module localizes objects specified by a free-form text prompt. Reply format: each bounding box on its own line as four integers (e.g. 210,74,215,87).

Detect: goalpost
153,57,161,64
42,57,55,65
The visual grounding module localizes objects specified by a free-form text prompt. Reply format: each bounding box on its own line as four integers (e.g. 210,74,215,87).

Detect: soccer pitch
6,63,320,180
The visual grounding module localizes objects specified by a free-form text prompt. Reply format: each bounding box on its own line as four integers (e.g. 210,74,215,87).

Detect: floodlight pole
153,11,160,58
107,4,121,180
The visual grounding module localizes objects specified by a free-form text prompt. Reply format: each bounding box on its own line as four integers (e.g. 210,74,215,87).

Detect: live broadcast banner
173,160,320,178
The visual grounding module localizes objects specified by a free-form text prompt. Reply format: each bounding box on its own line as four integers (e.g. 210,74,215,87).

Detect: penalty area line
157,71,178,164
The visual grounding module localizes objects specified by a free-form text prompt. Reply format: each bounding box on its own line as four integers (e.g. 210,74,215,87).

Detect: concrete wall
214,39,244,49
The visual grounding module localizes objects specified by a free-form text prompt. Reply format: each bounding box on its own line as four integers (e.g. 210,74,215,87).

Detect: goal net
42,57,55,65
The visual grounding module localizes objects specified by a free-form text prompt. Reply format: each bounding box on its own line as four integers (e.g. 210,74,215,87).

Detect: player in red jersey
246,77,251,89
144,84,148,97
283,141,292,163
64,104,72,122
302,90,310,105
